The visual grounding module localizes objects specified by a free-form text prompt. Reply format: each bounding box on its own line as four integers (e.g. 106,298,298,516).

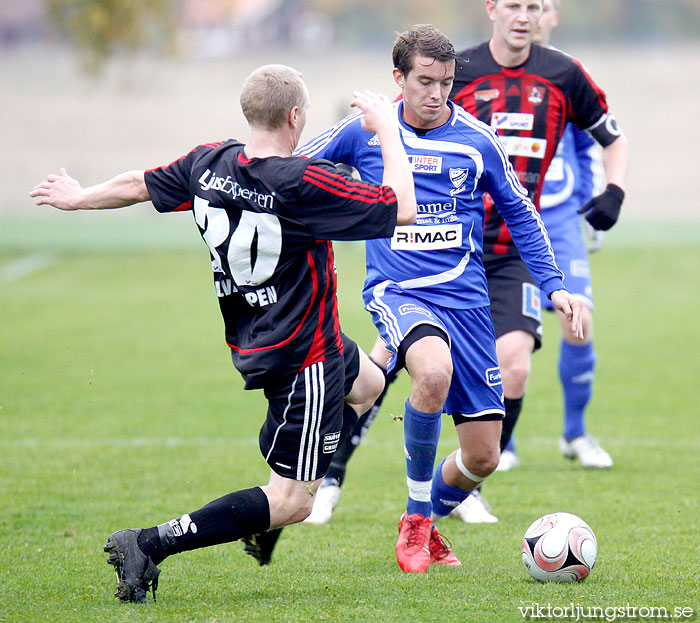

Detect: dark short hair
392,24,458,77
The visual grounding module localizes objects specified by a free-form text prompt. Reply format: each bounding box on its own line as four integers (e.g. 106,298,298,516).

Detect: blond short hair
240,64,308,130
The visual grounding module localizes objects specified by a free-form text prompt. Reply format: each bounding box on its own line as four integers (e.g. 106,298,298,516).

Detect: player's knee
294,496,316,524
460,446,500,479
365,363,386,405
500,359,531,395
265,484,316,526
412,365,452,410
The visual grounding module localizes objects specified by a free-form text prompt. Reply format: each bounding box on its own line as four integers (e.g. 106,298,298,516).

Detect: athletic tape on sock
454,451,485,483
407,477,432,502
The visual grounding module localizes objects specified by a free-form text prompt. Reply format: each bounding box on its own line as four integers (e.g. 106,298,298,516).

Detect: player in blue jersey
31,65,417,601
295,24,584,573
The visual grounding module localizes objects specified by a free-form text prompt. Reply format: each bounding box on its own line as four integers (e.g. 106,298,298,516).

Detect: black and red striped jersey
451,42,615,257
144,140,398,389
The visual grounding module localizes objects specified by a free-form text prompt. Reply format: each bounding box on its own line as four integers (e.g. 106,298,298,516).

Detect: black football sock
325,363,399,485
326,405,372,485
137,486,270,564
500,396,524,452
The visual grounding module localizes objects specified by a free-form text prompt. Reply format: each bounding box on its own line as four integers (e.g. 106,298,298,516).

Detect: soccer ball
521,512,597,582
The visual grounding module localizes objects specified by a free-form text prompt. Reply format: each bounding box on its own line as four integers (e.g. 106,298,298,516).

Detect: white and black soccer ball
521,512,597,582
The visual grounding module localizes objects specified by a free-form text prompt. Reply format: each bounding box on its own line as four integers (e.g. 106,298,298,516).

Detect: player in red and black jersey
146,139,401,391
31,65,416,601
445,0,628,522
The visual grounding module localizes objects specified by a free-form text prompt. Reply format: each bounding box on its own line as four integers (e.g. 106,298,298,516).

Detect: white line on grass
3,435,698,449
1,252,56,283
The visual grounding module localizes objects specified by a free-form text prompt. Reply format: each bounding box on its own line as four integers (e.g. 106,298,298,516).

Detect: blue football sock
559,341,596,440
504,436,516,453
403,399,441,517
430,457,470,518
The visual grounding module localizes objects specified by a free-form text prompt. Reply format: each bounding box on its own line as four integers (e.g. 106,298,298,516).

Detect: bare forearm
349,90,416,225
30,169,150,211
378,130,416,225
75,171,149,209
602,134,628,191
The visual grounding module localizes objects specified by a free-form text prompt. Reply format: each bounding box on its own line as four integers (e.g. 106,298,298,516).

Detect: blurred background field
2,1,700,621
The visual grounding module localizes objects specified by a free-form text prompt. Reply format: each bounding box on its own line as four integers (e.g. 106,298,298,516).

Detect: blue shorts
540,213,594,310
364,282,504,419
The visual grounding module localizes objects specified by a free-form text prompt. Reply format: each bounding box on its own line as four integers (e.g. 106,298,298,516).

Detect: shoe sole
396,551,431,573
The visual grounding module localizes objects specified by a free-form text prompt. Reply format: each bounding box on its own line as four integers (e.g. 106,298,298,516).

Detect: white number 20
193,195,282,286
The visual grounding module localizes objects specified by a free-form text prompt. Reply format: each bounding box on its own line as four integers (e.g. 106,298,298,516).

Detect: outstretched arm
350,90,416,225
30,168,150,211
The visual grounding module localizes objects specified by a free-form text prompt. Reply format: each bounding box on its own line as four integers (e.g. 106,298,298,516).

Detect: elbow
128,170,150,203
395,197,417,226
396,206,417,225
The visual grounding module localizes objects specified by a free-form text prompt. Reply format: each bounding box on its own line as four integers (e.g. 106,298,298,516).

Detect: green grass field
2,214,699,623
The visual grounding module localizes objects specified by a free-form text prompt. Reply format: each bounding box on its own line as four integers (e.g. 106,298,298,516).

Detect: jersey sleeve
480,130,564,295
293,112,365,167
144,146,202,213
571,125,604,204
566,59,623,149
296,160,398,241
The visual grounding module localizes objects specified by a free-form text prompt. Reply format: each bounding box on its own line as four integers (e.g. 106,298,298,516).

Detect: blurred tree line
42,0,700,71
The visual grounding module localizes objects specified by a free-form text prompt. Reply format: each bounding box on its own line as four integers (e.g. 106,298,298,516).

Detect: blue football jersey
295,100,564,310
540,123,604,229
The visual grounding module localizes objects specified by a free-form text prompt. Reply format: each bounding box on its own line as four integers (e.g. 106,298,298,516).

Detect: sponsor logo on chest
475,88,499,102
498,136,547,159
391,223,463,250
416,198,456,220
408,155,443,173
491,112,534,131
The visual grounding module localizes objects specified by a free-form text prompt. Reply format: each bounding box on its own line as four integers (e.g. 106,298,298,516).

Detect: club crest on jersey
527,86,546,105
449,168,469,189
408,155,442,174
475,88,499,102
522,283,542,322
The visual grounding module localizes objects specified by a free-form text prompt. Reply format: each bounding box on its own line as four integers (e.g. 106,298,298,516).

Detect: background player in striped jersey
498,0,613,472
296,24,583,573
30,64,416,601
446,0,628,522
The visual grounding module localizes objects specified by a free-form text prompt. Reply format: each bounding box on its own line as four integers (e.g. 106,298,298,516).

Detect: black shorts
485,254,543,351
341,333,360,396
259,335,360,481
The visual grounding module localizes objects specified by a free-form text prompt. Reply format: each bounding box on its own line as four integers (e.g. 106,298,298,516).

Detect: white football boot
303,479,342,525
495,448,520,472
559,434,613,469
450,490,499,524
